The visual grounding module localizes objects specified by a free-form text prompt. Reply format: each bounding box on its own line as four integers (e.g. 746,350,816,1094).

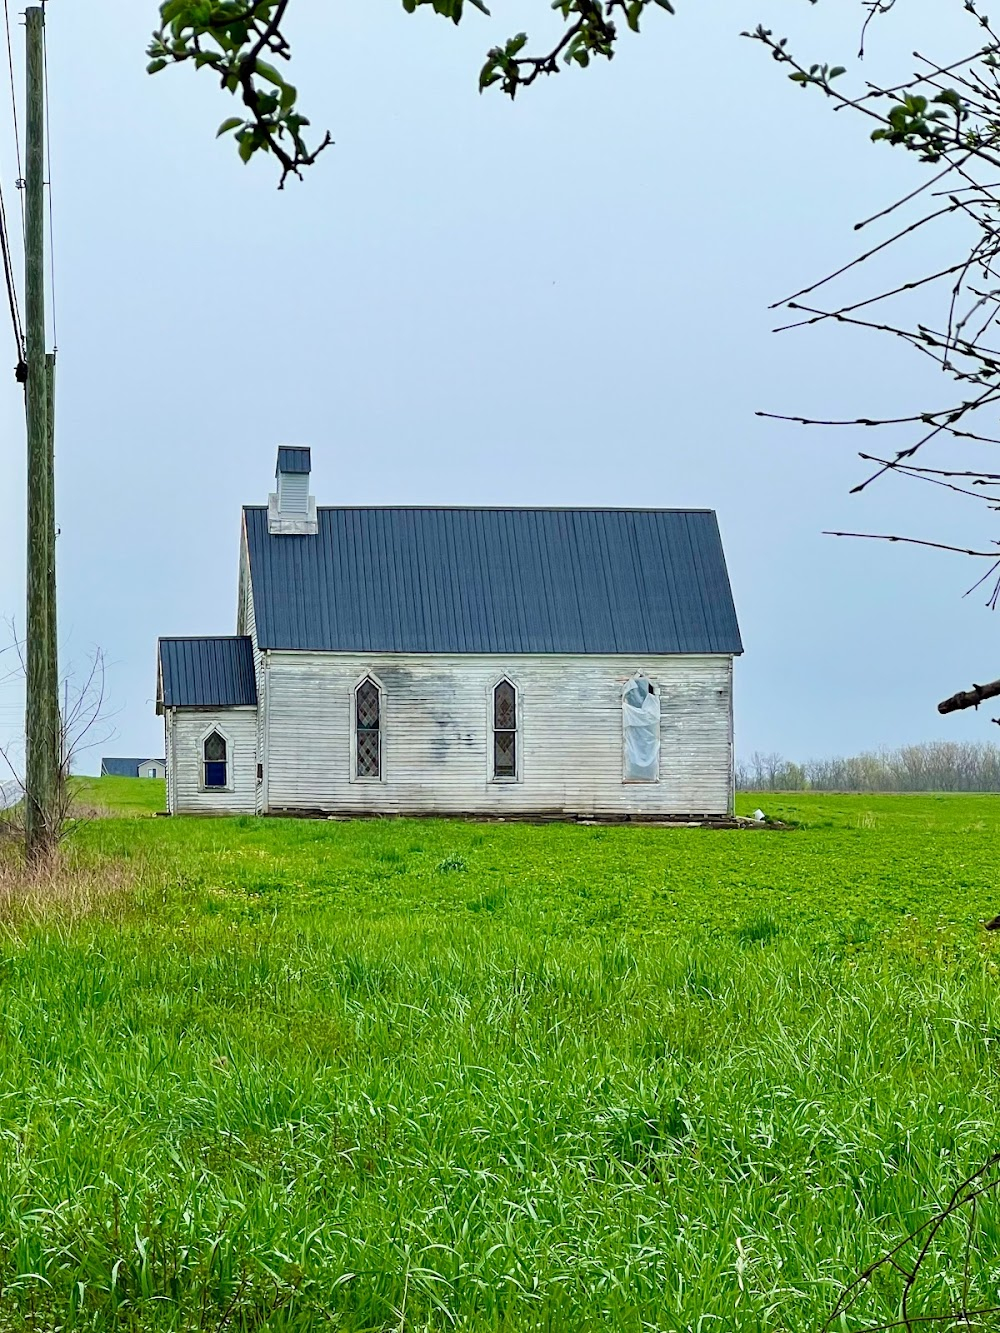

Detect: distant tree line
736,743,1000,793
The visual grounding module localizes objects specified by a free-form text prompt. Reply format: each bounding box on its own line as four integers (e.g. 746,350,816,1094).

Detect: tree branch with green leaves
148,0,331,188
148,0,675,186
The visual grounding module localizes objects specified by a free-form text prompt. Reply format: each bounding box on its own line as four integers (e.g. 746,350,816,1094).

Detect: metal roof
100,757,164,778
276,446,311,475
244,506,743,656
157,637,258,709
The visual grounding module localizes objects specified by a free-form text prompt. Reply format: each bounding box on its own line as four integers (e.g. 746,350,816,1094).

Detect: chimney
268,446,318,535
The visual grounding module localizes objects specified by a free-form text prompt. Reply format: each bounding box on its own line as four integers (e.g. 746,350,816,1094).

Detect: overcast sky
0,0,996,773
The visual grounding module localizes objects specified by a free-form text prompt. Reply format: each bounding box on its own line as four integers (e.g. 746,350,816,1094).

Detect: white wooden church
156,448,743,819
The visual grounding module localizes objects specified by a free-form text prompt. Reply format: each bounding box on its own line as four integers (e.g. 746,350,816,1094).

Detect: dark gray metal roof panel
100,757,163,777
158,637,258,708
244,506,742,656
276,446,311,475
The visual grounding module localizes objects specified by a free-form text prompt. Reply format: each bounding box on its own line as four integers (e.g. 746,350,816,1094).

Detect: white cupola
268,445,318,535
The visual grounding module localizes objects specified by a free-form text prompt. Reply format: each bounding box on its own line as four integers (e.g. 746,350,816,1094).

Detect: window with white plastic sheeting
622,675,660,782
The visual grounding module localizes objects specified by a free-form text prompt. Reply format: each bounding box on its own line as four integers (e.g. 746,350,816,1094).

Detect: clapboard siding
165,708,258,814
237,530,259,656
238,528,267,813
263,653,733,816
163,713,174,812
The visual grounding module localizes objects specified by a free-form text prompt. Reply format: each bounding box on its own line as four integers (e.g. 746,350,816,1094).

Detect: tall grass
0,850,137,924
0,793,994,1328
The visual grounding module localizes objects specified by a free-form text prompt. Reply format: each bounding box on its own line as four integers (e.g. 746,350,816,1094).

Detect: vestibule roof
157,637,257,711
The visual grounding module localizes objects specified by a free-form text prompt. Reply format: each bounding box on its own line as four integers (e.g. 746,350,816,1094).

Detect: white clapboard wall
260,651,733,817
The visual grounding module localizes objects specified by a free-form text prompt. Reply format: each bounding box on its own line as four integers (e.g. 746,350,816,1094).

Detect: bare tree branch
823,531,1000,557
0,637,117,852
938,676,1000,713
820,1152,1000,1332
744,1,1000,676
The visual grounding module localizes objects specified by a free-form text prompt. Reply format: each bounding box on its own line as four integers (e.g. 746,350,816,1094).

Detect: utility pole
46,352,58,788
23,4,56,861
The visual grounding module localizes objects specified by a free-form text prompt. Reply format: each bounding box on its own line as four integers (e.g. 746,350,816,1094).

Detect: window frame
351,673,385,783
199,725,232,793
489,676,521,784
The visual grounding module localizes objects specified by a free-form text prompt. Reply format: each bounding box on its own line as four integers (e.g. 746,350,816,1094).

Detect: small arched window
355,678,382,779
203,731,228,789
493,679,517,780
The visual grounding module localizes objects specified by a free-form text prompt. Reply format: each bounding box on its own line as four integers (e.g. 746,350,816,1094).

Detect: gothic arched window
493,679,517,780
355,678,382,779
203,731,228,789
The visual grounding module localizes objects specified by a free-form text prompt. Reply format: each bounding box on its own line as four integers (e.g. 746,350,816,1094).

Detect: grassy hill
0,788,997,1329
70,774,167,816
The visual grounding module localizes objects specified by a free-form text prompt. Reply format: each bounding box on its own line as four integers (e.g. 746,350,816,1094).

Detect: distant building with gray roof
101,757,166,779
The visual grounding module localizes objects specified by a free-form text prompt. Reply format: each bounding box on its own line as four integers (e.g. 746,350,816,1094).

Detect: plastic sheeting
622,675,660,781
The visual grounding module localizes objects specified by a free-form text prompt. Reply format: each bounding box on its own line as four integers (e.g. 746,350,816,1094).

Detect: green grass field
2,782,1000,1330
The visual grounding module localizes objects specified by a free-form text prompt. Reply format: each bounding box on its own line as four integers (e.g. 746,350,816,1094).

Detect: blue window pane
205,761,227,788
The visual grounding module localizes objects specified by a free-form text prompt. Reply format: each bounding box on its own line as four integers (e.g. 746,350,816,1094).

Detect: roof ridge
242,504,718,514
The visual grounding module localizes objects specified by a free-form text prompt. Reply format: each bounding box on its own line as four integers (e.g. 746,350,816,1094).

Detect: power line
0,0,23,365
3,0,23,245
0,181,23,361
41,4,53,349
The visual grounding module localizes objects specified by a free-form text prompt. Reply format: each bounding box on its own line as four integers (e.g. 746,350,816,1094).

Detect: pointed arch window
203,731,228,789
493,679,518,780
355,678,382,779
